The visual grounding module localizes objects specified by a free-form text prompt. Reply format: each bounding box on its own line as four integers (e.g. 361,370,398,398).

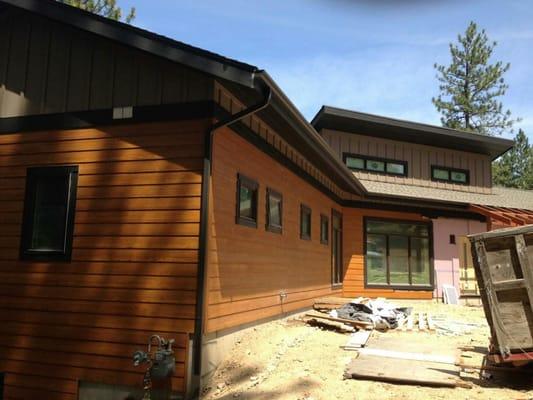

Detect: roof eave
313,106,515,159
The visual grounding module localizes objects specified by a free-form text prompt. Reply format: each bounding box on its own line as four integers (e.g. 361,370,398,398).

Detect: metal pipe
190,80,272,398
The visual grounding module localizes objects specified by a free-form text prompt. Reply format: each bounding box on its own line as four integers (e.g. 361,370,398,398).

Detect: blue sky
120,0,533,140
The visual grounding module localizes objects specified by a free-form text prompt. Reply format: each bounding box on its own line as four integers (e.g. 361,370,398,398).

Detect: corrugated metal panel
0,6,214,118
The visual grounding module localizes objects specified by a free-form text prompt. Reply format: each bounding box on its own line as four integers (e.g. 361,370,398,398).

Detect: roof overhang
1,0,259,88
312,106,514,160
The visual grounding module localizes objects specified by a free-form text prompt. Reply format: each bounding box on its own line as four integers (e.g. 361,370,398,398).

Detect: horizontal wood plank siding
322,129,492,194
0,7,213,118
0,119,208,399
205,129,342,333
342,208,433,300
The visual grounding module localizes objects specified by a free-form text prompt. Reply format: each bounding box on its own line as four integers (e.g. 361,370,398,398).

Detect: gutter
191,76,271,397
255,72,367,196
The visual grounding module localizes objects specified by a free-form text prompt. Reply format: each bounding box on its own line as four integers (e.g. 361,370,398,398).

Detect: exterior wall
0,119,207,399
0,6,213,118
342,208,433,300
205,128,342,334
322,129,492,194
431,218,487,298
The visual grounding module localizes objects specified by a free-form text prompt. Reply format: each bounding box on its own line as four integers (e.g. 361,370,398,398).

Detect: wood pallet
398,312,436,333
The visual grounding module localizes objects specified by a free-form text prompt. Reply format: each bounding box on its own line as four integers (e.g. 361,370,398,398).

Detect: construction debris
398,312,437,333
341,330,372,350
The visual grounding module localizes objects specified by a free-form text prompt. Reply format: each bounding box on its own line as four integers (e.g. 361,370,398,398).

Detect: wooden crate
469,225,533,363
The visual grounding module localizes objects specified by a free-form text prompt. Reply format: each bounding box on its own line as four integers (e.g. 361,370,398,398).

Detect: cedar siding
342,208,433,300
0,119,207,399
205,128,343,333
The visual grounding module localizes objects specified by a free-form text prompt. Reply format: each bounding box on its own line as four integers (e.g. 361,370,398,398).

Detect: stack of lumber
303,310,373,332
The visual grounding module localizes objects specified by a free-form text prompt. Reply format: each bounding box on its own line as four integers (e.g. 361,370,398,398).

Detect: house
0,1,532,399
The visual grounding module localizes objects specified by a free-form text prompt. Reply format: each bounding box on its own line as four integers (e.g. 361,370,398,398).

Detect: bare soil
201,300,533,400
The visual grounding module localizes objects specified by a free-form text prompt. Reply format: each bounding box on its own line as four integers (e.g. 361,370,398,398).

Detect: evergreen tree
433,22,517,135
492,129,533,189
57,0,135,23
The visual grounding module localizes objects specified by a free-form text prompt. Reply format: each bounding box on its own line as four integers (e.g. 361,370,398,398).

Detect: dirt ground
201,300,533,400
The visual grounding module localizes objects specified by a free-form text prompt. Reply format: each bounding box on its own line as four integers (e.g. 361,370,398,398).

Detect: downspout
191,79,272,397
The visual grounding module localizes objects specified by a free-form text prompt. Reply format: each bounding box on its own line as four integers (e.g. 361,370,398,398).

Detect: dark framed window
266,188,282,234
431,165,469,185
343,153,407,177
20,166,79,261
236,174,258,228
300,204,311,240
364,218,433,290
320,214,329,245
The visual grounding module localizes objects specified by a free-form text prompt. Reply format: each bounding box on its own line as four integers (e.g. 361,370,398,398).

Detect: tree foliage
57,0,135,23
492,129,533,189
433,22,517,135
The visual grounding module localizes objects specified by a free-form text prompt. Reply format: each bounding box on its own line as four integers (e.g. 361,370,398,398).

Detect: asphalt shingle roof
359,179,533,211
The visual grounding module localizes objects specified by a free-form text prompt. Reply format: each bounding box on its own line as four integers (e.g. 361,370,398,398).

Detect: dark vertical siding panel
90,41,114,109
113,46,137,107
136,55,162,106
24,19,51,115
44,27,71,113
0,13,12,111
162,63,185,103
67,33,92,112
1,15,30,117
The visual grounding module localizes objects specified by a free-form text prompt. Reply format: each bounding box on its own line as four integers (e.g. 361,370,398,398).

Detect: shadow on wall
0,120,208,397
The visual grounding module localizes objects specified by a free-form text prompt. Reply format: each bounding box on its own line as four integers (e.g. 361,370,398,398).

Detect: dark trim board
0,101,223,134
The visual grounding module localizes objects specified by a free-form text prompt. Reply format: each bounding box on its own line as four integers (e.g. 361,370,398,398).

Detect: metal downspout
191,81,272,398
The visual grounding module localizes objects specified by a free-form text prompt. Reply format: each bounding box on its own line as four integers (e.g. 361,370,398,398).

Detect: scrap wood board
344,354,471,388
342,330,372,350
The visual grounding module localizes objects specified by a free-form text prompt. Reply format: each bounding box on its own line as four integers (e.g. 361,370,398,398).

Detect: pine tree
433,22,517,136
492,129,533,189
57,0,135,23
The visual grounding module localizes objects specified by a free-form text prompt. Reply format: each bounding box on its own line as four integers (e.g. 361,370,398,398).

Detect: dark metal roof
312,106,514,160
1,0,259,88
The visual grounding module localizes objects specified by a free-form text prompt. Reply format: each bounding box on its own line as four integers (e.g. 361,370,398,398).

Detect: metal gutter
192,79,271,397
256,72,367,195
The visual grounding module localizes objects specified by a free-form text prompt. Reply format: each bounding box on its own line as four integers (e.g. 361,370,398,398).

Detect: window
431,166,469,185
365,219,432,289
300,204,311,240
20,166,78,261
236,174,258,228
266,188,282,233
449,234,456,245
320,214,329,245
343,153,407,177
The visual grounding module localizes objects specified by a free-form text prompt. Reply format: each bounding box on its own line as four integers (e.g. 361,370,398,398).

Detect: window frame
363,217,434,291
331,209,343,287
20,165,79,262
343,153,408,177
320,214,329,245
235,174,259,228
300,204,312,241
265,188,283,234
431,165,470,185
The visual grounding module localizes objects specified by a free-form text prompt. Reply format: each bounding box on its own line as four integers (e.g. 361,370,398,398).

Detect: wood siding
205,128,343,333
0,6,213,118
0,119,208,399
322,129,492,194
342,208,433,300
